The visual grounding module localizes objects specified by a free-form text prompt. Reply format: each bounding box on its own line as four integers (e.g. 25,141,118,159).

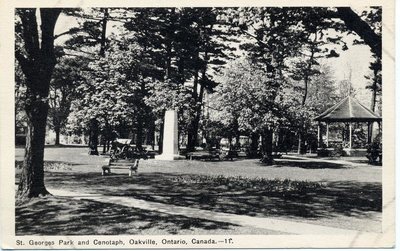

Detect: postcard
0,0,395,249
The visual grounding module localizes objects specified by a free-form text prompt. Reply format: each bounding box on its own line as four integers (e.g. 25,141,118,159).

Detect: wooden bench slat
106,166,133,169
111,159,138,163
109,162,136,166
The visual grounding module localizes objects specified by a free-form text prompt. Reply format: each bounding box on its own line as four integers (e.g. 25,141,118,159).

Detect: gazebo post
326,122,329,147
349,123,352,149
317,123,321,148
367,122,371,143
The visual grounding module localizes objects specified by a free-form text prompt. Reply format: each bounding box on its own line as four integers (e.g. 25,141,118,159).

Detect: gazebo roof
314,96,381,122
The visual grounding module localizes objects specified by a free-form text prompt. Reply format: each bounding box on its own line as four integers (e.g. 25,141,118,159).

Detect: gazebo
314,96,381,156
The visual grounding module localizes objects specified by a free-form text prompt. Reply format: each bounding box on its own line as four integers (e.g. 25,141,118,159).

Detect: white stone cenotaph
155,110,184,160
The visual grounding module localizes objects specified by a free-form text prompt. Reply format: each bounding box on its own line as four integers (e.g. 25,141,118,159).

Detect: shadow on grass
272,160,348,169
39,172,381,221
16,196,237,235
347,159,376,165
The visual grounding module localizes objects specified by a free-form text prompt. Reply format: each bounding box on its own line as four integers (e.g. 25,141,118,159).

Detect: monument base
155,154,185,160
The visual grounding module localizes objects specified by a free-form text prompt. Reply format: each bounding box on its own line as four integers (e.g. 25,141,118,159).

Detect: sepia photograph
0,1,395,249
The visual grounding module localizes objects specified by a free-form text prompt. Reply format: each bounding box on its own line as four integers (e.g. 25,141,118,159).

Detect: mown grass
14,147,382,235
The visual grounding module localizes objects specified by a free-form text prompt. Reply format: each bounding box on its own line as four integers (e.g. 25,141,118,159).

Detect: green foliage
280,64,340,139
67,40,148,134
145,80,192,121
366,133,382,165
47,56,87,136
213,59,287,134
55,7,381,151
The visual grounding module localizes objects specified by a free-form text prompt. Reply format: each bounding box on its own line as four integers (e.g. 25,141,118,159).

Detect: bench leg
129,169,138,177
102,165,111,176
129,164,138,177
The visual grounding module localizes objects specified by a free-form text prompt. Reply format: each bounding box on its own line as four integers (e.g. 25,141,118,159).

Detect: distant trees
123,8,236,152
213,58,340,159
212,59,283,158
221,7,381,161
61,8,114,154
68,39,155,151
48,56,86,145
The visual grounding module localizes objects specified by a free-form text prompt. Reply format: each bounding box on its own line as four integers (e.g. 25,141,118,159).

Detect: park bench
102,158,139,176
366,150,382,165
102,142,148,176
186,150,220,161
219,149,239,160
186,149,239,161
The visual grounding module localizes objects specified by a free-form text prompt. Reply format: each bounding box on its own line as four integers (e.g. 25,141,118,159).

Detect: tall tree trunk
194,84,205,146
178,56,185,85
297,134,306,154
89,8,109,154
17,99,50,198
147,119,156,150
165,40,172,80
135,79,148,151
15,8,61,199
188,44,208,151
136,115,144,150
102,139,106,154
88,118,99,155
187,70,199,151
368,65,379,143
249,132,259,158
261,128,274,164
158,121,164,154
54,125,60,145
99,8,109,57
106,140,111,152
232,118,240,149
370,62,379,113
298,31,318,155
88,120,99,154
101,118,110,154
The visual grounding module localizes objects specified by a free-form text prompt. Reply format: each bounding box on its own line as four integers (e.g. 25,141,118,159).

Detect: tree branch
54,27,82,39
336,7,381,58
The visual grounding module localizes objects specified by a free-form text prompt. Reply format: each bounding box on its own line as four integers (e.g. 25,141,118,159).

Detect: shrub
332,145,346,157
317,144,330,157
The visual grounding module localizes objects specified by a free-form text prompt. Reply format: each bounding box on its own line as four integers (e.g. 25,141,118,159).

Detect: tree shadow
272,160,349,169
41,172,381,221
16,196,237,235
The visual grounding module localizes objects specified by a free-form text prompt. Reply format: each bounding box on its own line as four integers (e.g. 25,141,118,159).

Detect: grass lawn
15,146,382,235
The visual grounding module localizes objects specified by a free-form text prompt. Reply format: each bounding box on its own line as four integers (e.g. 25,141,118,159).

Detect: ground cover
15,147,382,235
16,196,284,235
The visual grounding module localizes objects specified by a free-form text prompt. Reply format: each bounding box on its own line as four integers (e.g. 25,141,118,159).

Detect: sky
320,38,374,103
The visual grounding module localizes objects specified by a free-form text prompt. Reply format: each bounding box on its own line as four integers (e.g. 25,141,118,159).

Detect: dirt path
48,187,373,235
